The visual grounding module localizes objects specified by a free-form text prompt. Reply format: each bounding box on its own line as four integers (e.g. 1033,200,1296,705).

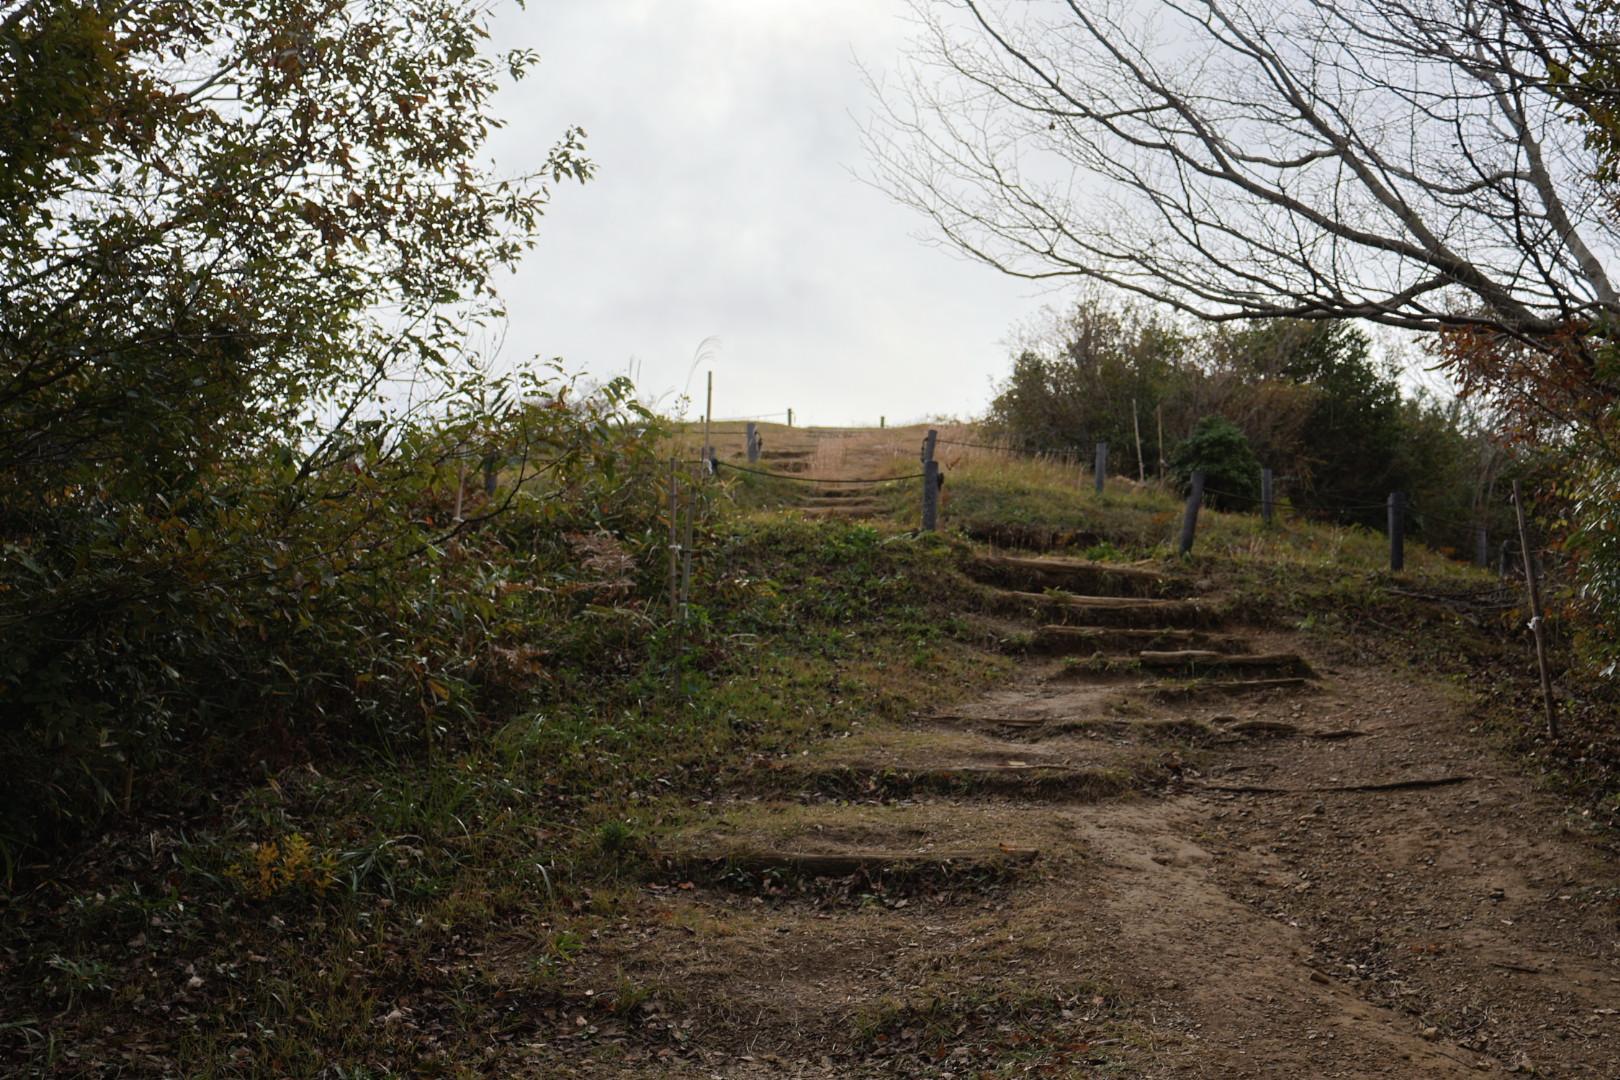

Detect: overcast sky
484,1,1053,427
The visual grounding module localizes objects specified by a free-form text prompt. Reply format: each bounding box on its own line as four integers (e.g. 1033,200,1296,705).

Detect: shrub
1169,417,1261,511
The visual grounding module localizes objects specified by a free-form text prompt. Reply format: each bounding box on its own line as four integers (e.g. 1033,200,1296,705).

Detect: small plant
595,818,640,855
225,833,337,901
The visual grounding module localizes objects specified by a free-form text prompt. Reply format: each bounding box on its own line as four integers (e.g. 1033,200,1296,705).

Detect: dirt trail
512,555,1620,1077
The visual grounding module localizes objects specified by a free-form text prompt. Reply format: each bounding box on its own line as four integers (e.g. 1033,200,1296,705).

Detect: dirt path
507,556,1620,1077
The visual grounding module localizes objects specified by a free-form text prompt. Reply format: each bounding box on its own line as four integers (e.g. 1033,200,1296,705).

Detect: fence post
702,371,713,479
746,422,759,464
667,459,680,621
1094,442,1108,495
1513,480,1558,739
1474,523,1488,569
787,407,794,427
1179,470,1205,555
1261,468,1274,526
880,416,886,429
1387,491,1405,572
1132,399,1146,484
922,428,938,464
922,459,940,532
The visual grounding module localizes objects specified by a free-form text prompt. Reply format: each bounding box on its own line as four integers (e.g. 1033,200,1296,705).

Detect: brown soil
491,558,1620,1077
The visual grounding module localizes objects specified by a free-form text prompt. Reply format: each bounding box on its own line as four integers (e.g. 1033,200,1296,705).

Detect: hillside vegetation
10,420,1606,1074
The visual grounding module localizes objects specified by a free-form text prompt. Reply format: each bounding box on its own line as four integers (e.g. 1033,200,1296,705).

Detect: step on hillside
1029,625,1248,655
801,760,1139,801
1134,649,1315,678
967,554,1186,597
654,845,1041,893
992,590,1220,628
1148,676,1315,700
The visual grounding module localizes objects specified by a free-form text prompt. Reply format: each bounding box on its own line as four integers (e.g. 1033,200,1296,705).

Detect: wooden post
1179,470,1205,555
702,371,713,477
1387,491,1405,572
922,459,940,532
1156,404,1166,479
1474,523,1488,569
922,428,938,464
680,466,695,614
1261,468,1275,526
787,407,793,427
1132,399,1146,483
667,459,680,621
1513,480,1558,739
880,416,886,429
746,422,759,464
1094,442,1108,495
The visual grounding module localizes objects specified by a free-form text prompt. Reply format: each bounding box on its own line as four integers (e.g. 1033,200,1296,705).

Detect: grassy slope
4,431,1599,1075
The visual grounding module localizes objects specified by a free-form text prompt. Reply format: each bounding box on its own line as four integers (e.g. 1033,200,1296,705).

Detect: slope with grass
5,428,1617,1077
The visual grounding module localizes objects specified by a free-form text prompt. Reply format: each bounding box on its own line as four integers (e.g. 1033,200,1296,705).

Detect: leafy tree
0,1,610,862
1230,321,1406,523
1169,417,1260,511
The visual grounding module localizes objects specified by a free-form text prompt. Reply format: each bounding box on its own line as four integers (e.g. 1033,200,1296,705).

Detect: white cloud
484,1,1050,425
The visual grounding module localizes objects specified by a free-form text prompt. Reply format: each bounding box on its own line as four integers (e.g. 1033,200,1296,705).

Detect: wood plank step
1135,650,1313,677
967,555,1182,597
1149,677,1314,700
656,845,1040,889
991,590,1219,627
1031,625,1245,655
804,762,1136,801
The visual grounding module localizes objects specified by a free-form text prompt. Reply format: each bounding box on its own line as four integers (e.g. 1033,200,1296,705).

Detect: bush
1170,417,1261,510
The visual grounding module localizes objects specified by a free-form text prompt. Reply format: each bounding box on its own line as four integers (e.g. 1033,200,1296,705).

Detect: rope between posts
715,461,927,485
934,437,1080,455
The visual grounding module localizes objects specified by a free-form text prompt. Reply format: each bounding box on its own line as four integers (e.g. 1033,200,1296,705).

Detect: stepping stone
966,555,1184,597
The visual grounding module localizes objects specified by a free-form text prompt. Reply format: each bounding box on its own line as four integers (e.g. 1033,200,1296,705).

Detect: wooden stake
1179,471,1205,555
1387,491,1405,572
1512,480,1558,739
922,460,940,531
1132,399,1146,484
702,371,713,477
667,459,680,621
1156,404,1165,478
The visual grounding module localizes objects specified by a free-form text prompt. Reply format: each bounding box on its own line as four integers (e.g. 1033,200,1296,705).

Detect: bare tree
867,0,1618,346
